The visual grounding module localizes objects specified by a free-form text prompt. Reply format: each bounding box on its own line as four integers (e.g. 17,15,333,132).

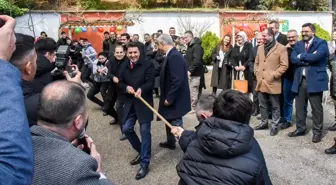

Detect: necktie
131,62,134,69
305,43,309,52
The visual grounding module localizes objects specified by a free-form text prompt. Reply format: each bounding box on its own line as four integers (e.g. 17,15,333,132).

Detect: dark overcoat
118,59,155,123
158,48,191,120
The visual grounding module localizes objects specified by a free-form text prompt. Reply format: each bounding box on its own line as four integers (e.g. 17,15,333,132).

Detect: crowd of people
1,13,336,185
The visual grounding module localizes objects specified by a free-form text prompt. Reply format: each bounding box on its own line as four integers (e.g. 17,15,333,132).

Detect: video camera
52,45,75,78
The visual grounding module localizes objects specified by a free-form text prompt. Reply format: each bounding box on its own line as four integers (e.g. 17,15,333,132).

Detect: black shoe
328,123,336,131
135,167,149,180
270,128,279,136
325,145,336,154
130,154,141,165
120,134,127,141
159,141,176,150
281,121,293,129
312,134,322,143
254,124,268,130
288,130,306,137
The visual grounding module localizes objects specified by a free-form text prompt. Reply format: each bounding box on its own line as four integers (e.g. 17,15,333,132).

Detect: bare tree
175,15,215,37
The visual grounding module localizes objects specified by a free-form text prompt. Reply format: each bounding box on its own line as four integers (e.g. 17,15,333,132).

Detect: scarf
264,39,276,56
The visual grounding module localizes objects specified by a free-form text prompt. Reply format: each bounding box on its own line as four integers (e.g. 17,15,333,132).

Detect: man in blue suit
156,34,191,150
288,23,329,143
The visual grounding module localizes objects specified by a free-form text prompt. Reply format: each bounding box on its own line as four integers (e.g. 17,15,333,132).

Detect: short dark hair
79,37,84,41
302,23,316,33
213,90,253,124
169,27,175,30
269,20,280,29
157,29,163,33
35,37,57,55
83,38,89,42
133,34,139,37
126,42,140,51
121,33,130,40
98,52,107,58
40,31,46,35
37,81,86,126
196,94,216,112
184,30,194,37
104,31,109,35
144,33,150,37
115,44,126,51
266,27,275,37
61,31,66,35
10,33,35,68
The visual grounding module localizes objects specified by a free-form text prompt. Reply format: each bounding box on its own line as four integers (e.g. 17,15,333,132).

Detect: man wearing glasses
288,23,329,143
281,30,299,129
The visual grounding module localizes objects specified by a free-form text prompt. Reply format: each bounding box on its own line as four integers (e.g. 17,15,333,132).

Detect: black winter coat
107,56,128,102
118,59,155,123
230,42,253,92
56,38,67,48
32,53,55,93
283,46,295,80
103,39,110,55
276,32,288,46
177,117,272,185
186,37,204,77
158,48,191,120
22,80,40,127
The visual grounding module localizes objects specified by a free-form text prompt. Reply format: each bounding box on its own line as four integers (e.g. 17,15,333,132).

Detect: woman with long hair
229,31,253,94
210,34,233,95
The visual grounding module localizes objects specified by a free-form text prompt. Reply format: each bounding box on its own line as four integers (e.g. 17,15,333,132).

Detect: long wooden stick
136,96,173,129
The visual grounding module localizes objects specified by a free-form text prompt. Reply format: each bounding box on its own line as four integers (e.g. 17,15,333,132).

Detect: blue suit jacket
0,60,34,185
290,37,329,93
158,48,191,120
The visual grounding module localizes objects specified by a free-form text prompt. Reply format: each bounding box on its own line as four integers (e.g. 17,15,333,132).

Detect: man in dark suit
155,34,191,150
118,42,155,180
288,23,329,143
30,80,113,185
269,20,288,46
249,33,264,116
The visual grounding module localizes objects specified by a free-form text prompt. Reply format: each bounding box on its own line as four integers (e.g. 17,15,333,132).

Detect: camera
52,45,74,78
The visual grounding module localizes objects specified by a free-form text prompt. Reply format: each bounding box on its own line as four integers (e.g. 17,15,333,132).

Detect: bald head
37,80,86,126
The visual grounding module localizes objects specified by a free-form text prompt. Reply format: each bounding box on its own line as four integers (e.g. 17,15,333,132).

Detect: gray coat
30,126,113,185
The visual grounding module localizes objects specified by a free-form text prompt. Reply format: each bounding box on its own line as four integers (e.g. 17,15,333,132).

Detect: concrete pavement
86,73,336,185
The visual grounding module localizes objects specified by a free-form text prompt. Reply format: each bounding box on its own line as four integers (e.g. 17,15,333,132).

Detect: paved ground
86,72,336,185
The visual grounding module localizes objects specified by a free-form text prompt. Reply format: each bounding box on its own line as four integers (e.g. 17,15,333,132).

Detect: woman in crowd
230,31,253,95
210,34,233,95
87,52,110,113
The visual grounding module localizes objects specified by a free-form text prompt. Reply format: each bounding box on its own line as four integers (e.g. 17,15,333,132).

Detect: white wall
272,12,333,34
126,12,220,40
15,13,61,40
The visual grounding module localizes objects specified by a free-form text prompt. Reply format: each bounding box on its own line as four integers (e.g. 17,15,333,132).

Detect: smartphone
77,129,91,154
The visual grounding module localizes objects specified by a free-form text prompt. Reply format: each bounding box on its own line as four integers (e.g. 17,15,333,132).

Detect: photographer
30,80,114,185
33,37,57,93
0,16,34,185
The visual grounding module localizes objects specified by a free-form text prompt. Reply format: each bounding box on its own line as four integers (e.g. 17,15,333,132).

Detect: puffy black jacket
22,80,40,126
177,117,272,185
32,53,55,93
185,37,204,77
